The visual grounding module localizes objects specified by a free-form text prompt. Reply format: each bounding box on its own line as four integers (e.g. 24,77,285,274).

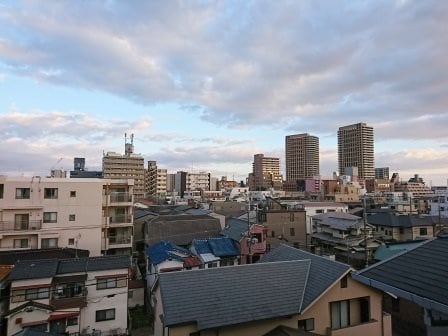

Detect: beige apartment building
338,123,374,179
145,161,167,197
249,154,283,191
285,133,319,180
103,134,145,200
0,176,134,256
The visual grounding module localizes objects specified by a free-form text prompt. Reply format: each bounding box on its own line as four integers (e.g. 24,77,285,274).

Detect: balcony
327,319,385,336
0,220,42,232
108,236,132,247
50,291,87,309
109,214,133,225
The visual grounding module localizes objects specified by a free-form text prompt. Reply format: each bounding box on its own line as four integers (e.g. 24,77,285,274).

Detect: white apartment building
187,172,211,191
0,176,134,256
5,256,130,336
429,190,448,218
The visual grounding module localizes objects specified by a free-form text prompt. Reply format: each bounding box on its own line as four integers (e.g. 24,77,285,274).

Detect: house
146,241,201,289
367,212,436,241
190,237,239,267
311,213,378,267
153,244,391,336
222,218,267,263
5,255,130,336
353,236,448,336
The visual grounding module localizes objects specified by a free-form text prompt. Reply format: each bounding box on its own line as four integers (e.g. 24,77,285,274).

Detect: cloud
0,1,447,136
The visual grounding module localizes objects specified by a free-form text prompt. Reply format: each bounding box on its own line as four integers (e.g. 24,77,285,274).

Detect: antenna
131,133,134,145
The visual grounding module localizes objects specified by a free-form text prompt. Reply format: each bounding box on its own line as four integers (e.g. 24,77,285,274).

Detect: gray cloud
0,1,447,138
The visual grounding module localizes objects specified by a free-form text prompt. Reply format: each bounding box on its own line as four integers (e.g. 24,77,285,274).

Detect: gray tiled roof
8,256,130,281
159,260,310,330
260,245,350,309
221,217,249,241
354,236,448,312
367,212,435,227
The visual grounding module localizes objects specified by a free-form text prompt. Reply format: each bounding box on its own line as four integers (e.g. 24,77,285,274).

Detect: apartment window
340,275,348,288
298,318,315,331
316,209,324,214
0,184,3,198
70,191,77,197
69,214,76,221
67,317,78,326
41,238,58,248
25,287,49,300
96,308,115,322
331,300,350,329
43,212,57,223
289,212,295,221
15,188,30,199
68,238,75,245
44,188,58,199
96,277,127,290
14,214,29,230
420,228,428,236
14,239,28,248
290,228,295,236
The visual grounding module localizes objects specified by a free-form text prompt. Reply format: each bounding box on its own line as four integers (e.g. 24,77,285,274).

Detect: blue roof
208,237,239,257
221,217,249,241
373,240,427,261
146,241,193,265
192,239,213,254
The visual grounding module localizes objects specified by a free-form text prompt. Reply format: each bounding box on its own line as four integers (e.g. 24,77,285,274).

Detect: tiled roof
373,240,427,261
146,241,201,267
159,260,310,330
0,248,89,265
208,237,239,257
8,256,130,281
354,236,448,313
313,212,360,221
367,213,436,227
260,244,350,309
192,239,212,254
221,217,248,241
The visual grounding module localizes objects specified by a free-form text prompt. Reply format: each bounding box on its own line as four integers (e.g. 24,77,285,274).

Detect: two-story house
153,244,391,336
5,256,130,336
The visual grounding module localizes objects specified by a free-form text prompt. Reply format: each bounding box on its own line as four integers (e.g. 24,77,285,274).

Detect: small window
0,184,4,199
68,238,75,245
15,188,30,199
271,230,275,238
69,214,76,221
316,209,324,214
399,228,404,234
25,287,49,300
14,239,28,248
420,228,428,236
43,212,57,223
340,275,348,288
289,212,295,221
96,308,115,322
97,278,117,290
298,318,315,331
67,317,78,326
290,228,295,236
41,238,58,248
44,188,58,199
70,191,77,197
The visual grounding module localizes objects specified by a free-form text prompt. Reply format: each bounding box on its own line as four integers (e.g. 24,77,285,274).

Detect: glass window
331,300,350,329
68,238,75,245
25,287,49,300
290,228,295,236
14,239,28,248
298,318,314,331
96,277,126,289
420,228,428,236
70,191,77,197
41,238,58,248
340,275,348,288
69,214,76,221
67,317,78,326
14,214,29,230
0,184,3,199
96,308,115,322
44,188,58,199
43,212,57,223
15,188,30,199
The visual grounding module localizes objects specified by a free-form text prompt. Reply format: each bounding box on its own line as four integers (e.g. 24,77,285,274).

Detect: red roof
183,256,202,268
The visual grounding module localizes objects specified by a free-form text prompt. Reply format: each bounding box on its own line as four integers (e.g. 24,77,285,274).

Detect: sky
0,0,447,185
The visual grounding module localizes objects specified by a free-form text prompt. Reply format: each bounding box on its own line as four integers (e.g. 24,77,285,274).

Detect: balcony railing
109,192,133,203
109,214,132,224
50,291,88,309
0,220,42,232
109,236,132,245
327,319,381,336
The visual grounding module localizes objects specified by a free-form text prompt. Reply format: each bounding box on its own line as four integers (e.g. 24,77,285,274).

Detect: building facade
337,123,374,179
285,133,320,180
249,154,283,191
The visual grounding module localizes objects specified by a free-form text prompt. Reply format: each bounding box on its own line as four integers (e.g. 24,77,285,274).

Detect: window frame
70,191,77,197
95,308,115,322
13,238,28,248
44,188,58,199
43,212,58,223
69,214,76,221
25,287,50,300
298,318,315,331
330,300,350,329
41,238,58,249
15,188,30,199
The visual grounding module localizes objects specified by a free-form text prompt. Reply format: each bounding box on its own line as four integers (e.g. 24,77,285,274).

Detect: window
14,214,29,230
298,318,315,331
316,209,324,214
96,308,115,322
128,290,134,299
289,212,295,221
96,277,127,290
70,191,77,197
44,188,58,199
399,228,404,234
290,227,295,236
271,230,275,238
14,239,28,248
69,214,76,221
0,184,3,198
340,275,348,288
67,317,78,326
55,283,84,299
420,228,428,236
41,238,58,248
25,287,49,300
43,212,57,223
207,262,218,268
68,238,75,245
331,300,350,329
15,188,30,199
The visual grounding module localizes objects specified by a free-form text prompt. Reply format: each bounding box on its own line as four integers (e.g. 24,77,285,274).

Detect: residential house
353,236,448,336
367,212,436,241
222,218,267,263
191,237,239,268
311,213,378,267
5,255,130,336
153,244,391,336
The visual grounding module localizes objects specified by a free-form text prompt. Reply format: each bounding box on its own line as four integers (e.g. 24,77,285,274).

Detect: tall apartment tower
337,122,374,179
285,133,320,180
250,154,283,190
103,134,145,200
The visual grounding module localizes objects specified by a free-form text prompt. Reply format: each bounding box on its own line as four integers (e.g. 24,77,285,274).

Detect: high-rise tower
285,133,319,180
337,122,374,179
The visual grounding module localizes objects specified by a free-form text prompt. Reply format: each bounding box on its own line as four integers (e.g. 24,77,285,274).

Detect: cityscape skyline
1,1,448,184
